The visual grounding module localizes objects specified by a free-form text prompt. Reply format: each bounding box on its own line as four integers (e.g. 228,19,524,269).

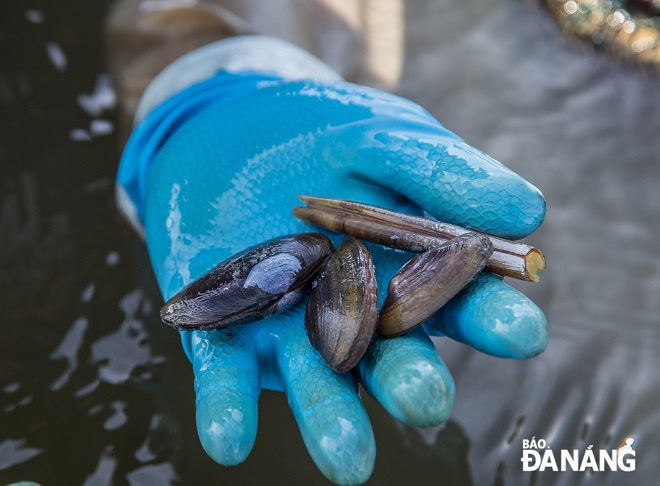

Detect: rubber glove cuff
116,35,342,235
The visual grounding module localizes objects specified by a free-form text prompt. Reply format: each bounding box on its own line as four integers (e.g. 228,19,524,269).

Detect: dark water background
1,0,659,484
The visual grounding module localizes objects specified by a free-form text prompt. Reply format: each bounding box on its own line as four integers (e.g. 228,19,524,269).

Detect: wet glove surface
119,71,547,485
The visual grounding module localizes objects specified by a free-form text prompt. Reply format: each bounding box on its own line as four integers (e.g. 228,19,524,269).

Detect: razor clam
378,233,494,337
160,233,333,331
306,237,379,373
293,195,545,282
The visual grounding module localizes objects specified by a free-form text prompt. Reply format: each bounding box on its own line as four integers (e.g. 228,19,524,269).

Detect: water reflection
50,317,88,391
90,289,163,385
0,439,43,472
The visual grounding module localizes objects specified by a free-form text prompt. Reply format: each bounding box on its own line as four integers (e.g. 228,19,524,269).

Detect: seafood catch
305,237,379,373
159,196,545,371
160,233,333,331
378,233,493,337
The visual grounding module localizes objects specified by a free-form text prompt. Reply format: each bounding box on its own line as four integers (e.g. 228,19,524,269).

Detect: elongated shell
293,195,545,282
160,233,333,331
305,237,379,373
378,233,494,337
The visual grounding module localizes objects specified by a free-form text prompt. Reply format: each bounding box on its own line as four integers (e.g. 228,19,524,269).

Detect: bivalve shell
160,233,333,331
305,237,379,373
378,233,494,337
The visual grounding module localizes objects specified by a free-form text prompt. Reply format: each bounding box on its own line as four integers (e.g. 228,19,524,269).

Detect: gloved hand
117,37,547,485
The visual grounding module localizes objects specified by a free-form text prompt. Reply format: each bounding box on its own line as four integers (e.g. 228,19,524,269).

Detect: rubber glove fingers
188,307,376,485
250,80,547,239
425,273,548,359
189,328,261,466
273,307,376,486
346,132,546,240
358,326,455,428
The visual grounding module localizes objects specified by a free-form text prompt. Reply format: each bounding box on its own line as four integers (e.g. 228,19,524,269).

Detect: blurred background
1,0,659,484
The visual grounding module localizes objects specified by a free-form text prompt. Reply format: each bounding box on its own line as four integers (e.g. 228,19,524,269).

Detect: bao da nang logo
521,437,636,472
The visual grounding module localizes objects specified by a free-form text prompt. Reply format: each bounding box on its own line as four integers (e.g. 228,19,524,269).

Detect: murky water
1,0,659,484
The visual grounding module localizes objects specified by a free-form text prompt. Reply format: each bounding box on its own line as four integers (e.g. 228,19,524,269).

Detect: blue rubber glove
117,37,547,485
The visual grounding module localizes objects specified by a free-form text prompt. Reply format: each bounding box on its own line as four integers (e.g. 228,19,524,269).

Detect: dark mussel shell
160,233,333,331
378,233,494,337
305,237,379,373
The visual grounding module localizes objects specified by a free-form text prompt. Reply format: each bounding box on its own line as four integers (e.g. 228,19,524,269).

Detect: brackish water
1,0,659,484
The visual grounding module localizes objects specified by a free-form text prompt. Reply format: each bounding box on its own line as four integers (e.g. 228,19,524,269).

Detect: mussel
305,237,379,373
160,233,333,331
378,233,494,337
